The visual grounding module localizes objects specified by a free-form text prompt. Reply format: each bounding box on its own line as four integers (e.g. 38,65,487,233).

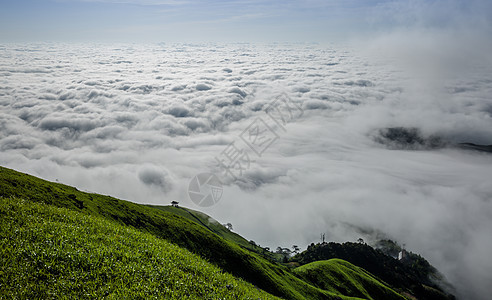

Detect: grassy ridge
0,197,279,299
147,205,256,250
0,166,409,299
294,259,405,300
0,166,343,299
148,205,280,260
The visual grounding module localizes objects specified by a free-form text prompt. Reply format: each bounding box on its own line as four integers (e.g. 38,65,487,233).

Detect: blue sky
0,0,490,42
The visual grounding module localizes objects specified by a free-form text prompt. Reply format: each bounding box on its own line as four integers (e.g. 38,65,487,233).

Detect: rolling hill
0,197,279,299
293,259,404,300
1,165,413,299
291,241,455,299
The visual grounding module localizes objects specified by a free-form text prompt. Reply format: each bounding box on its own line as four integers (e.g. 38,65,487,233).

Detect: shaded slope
292,242,454,300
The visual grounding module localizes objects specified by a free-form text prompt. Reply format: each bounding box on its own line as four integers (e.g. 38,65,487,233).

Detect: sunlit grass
0,166,409,300
0,197,279,299
293,259,405,300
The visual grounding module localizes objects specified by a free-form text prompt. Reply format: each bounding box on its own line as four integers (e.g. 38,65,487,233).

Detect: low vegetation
1,165,452,299
293,259,404,300
147,204,280,261
0,166,341,299
291,242,455,299
0,197,279,299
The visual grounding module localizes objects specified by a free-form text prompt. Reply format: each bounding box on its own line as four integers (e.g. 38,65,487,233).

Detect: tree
223,223,233,231
276,247,292,262
357,238,364,244
292,245,300,254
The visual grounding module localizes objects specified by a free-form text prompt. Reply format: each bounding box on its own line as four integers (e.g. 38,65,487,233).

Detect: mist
1,1,492,299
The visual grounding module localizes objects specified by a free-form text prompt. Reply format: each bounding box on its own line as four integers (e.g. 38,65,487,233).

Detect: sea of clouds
1,40,491,299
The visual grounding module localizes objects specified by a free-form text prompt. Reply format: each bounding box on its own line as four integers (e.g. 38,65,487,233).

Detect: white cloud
138,164,173,192
1,42,491,299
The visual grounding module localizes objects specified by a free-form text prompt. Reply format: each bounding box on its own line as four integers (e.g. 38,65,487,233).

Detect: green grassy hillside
294,259,405,300
148,205,256,250
0,166,341,299
0,166,409,299
0,197,280,299
148,204,279,260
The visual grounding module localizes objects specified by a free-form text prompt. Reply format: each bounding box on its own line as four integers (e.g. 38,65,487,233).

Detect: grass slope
0,197,279,299
148,205,279,260
148,205,254,249
0,166,407,299
0,166,341,299
294,259,405,300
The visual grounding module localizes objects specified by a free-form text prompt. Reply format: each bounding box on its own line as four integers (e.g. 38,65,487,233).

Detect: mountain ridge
0,165,453,299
